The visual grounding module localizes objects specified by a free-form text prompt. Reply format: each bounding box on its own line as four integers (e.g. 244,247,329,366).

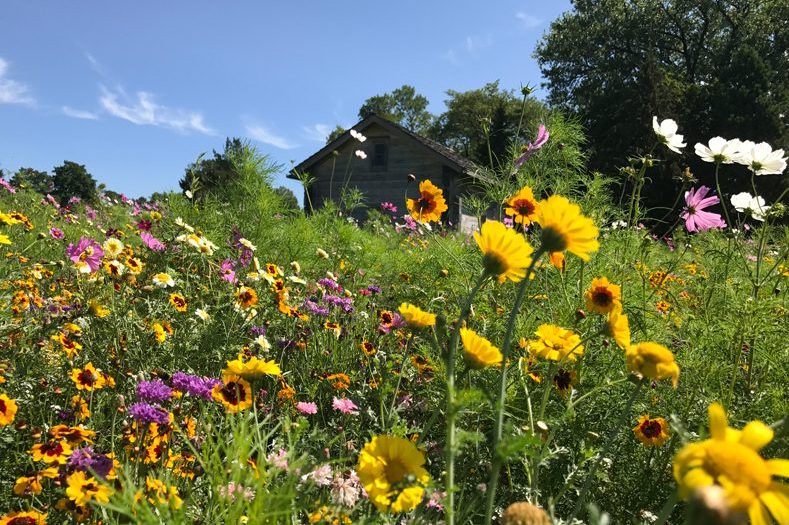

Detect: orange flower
406,180,448,223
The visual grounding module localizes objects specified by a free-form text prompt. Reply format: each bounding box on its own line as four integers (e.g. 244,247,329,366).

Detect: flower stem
714,163,732,229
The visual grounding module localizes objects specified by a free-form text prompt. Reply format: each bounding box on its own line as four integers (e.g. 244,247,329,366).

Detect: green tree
535,0,789,207
430,81,547,169
326,125,346,144
358,85,434,134
51,161,98,204
10,167,53,194
274,186,299,210
179,138,245,200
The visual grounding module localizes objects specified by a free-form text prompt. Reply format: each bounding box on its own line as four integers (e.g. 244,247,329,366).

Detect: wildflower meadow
0,115,787,525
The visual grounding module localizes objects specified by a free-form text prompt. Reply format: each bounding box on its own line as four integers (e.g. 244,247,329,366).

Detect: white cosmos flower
349,129,367,142
652,116,686,153
254,335,271,351
736,141,787,175
731,192,770,221
694,137,742,164
355,150,367,159
195,308,210,321
239,238,257,251
152,272,175,288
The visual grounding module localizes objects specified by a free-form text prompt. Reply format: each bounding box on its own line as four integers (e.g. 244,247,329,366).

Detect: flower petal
739,421,774,451
708,403,728,440
768,459,789,478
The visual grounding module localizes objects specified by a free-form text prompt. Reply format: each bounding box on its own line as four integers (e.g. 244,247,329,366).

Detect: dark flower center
9,517,38,525
640,419,663,438
78,370,97,386
513,199,535,216
553,369,573,391
416,195,435,213
221,382,247,405
592,288,613,306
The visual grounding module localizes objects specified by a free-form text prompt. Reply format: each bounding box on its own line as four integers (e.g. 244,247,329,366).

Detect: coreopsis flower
695,137,742,164
356,435,430,513
152,322,173,343
514,124,550,168
652,116,686,153
460,328,503,369
605,309,631,351
70,363,107,391
360,341,377,356
633,415,670,447
324,320,342,338
31,440,72,464
125,257,143,274
14,468,58,496
673,403,789,523
222,356,281,381
65,471,112,506
731,192,770,222
0,393,18,427
584,277,622,314
212,375,253,413
535,195,599,261
50,425,96,445
66,238,104,274
102,238,124,259
474,220,534,283
152,273,175,288
169,293,188,312
505,186,541,227
398,303,436,329
406,180,448,223
625,342,680,388
527,324,584,363
681,186,726,232
0,511,48,525
136,477,183,509
552,368,576,395
736,141,787,175
235,286,258,309
103,259,125,278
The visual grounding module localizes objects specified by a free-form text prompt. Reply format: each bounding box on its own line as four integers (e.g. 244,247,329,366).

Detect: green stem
714,162,732,230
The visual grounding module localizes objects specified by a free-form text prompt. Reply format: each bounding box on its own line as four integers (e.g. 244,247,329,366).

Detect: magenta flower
65,237,104,273
332,397,359,415
49,227,64,240
140,231,166,252
515,124,549,167
220,258,236,283
681,186,727,233
0,177,16,194
296,401,318,415
380,202,397,213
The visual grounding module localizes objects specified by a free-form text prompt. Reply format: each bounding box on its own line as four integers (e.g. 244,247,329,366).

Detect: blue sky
0,1,571,198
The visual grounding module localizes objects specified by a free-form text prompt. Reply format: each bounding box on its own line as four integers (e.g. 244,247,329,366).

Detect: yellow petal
760,486,789,525
768,459,789,478
749,501,772,525
708,403,728,441
739,421,774,451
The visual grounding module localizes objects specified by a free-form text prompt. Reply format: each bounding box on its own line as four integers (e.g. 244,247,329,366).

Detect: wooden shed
288,115,483,231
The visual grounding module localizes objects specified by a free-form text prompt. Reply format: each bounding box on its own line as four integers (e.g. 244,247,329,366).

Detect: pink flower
65,237,103,273
296,401,318,415
515,124,549,167
380,202,397,213
332,397,359,415
0,177,16,194
267,448,289,470
49,227,64,240
140,231,166,252
220,258,236,283
681,186,727,233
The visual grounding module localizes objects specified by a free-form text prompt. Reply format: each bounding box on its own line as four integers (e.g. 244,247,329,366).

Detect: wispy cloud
443,49,460,65
0,57,35,106
245,123,297,150
84,52,109,78
62,105,99,120
465,35,493,54
99,85,214,135
515,11,543,29
302,123,333,143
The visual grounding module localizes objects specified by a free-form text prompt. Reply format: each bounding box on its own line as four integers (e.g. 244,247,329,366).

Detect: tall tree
51,161,98,204
179,138,245,200
10,167,53,194
358,85,434,135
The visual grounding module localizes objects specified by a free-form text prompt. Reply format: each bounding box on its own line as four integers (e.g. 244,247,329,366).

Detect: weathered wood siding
306,122,463,225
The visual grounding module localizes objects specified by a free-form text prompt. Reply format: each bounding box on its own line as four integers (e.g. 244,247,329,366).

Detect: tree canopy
51,161,98,204
358,85,433,135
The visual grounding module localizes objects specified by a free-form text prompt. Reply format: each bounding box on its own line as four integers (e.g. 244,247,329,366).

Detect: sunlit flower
605,309,631,351
195,308,210,321
360,341,377,356
398,303,436,329
238,238,257,251
296,401,318,415
152,273,175,288
212,375,253,413
235,286,259,309
584,277,622,314
88,300,111,318
136,477,183,509
65,238,104,274
332,397,359,415
515,124,549,167
695,137,742,164
736,141,787,175
70,362,107,391
552,368,576,395
633,415,670,447
65,471,112,506
355,150,367,159
652,116,686,153
406,180,448,223
460,328,502,369
30,440,72,464
0,510,48,525
474,220,534,283
125,257,143,274
103,259,125,278
350,129,367,142
102,238,124,259
505,186,540,226
625,342,680,388
0,234,10,245
673,403,789,523
169,293,188,312
357,435,430,513
222,356,281,381
682,186,727,232
730,192,770,222
14,468,58,496
0,393,18,427
535,195,599,261
527,324,584,363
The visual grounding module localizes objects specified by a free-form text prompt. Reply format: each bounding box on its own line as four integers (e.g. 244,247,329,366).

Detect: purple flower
136,379,173,403
303,299,330,317
380,202,397,213
140,231,166,252
136,219,153,231
322,294,354,313
128,402,171,425
172,371,220,400
65,237,104,273
515,124,550,168
85,206,97,221
681,186,727,232
49,227,64,240
0,177,16,194
366,285,382,294
317,278,342,292
249,325,267,337
68,446,113,479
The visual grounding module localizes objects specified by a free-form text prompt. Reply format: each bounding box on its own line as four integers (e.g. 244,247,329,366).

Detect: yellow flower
625,342,680,388
152,273,175,288
527,324,584,362
673,403,789,523
474,220,534,283
169,293,188,312
222,356,281,381
584,277,622,314
535,195,599,261
235,286,258,309
88,299,110,318
0,393,18,427
460,328,503,369
398,303,436,329
504,186,540,226
65,471,112,506
70,363,107,391
102,238,124,259
125,257,143,274
633,415,670,447
212,375,253,413
13,468,58,496
0,510,48,525
406,180,448,223
30,440,72,465
137,477,183,509
356,435,430,513
0,234,11,245
605,309,631,351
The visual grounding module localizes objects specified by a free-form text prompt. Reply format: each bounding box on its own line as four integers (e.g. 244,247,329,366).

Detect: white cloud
99,85,214,135
245,124,297,149
62,105,99,120
443,49,460,65
303,123,333,143
465,35,492,54
516,11,543,29
0,58,35,106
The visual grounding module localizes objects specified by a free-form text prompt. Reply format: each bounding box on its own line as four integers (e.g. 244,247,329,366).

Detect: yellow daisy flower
65,471,112,506
406,180,448,223
0,510,48,525
535,195,599,261
633,415,670,447
584,277,622,314
211,375,253,413
474,220,534,283
527,324,584,363
0,393,18,427
625,342,680,388
460,328,503,369
398,303,436,329
504,185,540,226
222,356,281,381
605,309,631,351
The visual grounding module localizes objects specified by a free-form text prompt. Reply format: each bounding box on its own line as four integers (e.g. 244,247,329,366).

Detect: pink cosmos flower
296,401,318,415
332,397,359,415
140,231,166,252
380,202,397,213
0,177,16,194
515,124,549,167
65,237,104,273
220,258,236,283
681,186,726,233
49,227,65,240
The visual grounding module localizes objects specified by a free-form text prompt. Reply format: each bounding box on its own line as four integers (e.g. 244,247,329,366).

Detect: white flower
316,248,329,259
195,308,210,321
185,190,193,199
354,150,367,159
736,141,787,175
253,335,271,351
102,238,125,259
730,192,770,221
349,129,367,143
152,273,175,288
288,275,307,285
290,261,301,274
610,220,628,229
175,217,195,232
694,137,742,164
238,238,257,251
652,116,686,153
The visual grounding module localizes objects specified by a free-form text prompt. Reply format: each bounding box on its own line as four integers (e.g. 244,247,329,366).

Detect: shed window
371,142,388,169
